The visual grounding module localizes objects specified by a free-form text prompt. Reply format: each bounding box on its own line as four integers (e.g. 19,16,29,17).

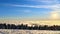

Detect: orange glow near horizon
0,19,60,26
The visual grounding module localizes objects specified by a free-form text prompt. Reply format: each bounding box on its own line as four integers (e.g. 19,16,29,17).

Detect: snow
0,29,60,34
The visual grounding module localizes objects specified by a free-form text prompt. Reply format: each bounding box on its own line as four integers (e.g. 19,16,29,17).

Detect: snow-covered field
0,29,60,34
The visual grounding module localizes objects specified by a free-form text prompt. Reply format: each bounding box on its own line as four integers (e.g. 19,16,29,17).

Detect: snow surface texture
0,29,60,34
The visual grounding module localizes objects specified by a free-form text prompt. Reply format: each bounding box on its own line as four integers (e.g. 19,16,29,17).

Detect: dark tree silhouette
0,23,60,30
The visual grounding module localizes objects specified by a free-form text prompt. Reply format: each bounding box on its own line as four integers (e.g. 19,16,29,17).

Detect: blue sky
0,0,60,20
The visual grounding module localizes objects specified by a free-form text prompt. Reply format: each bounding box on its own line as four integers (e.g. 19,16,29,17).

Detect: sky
0,0,60,20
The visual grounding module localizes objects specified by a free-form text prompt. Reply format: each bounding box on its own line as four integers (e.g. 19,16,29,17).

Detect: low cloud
11,4,60,10
26,0,59,4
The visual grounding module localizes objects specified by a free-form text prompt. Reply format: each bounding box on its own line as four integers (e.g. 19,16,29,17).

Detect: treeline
0,23,60,30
